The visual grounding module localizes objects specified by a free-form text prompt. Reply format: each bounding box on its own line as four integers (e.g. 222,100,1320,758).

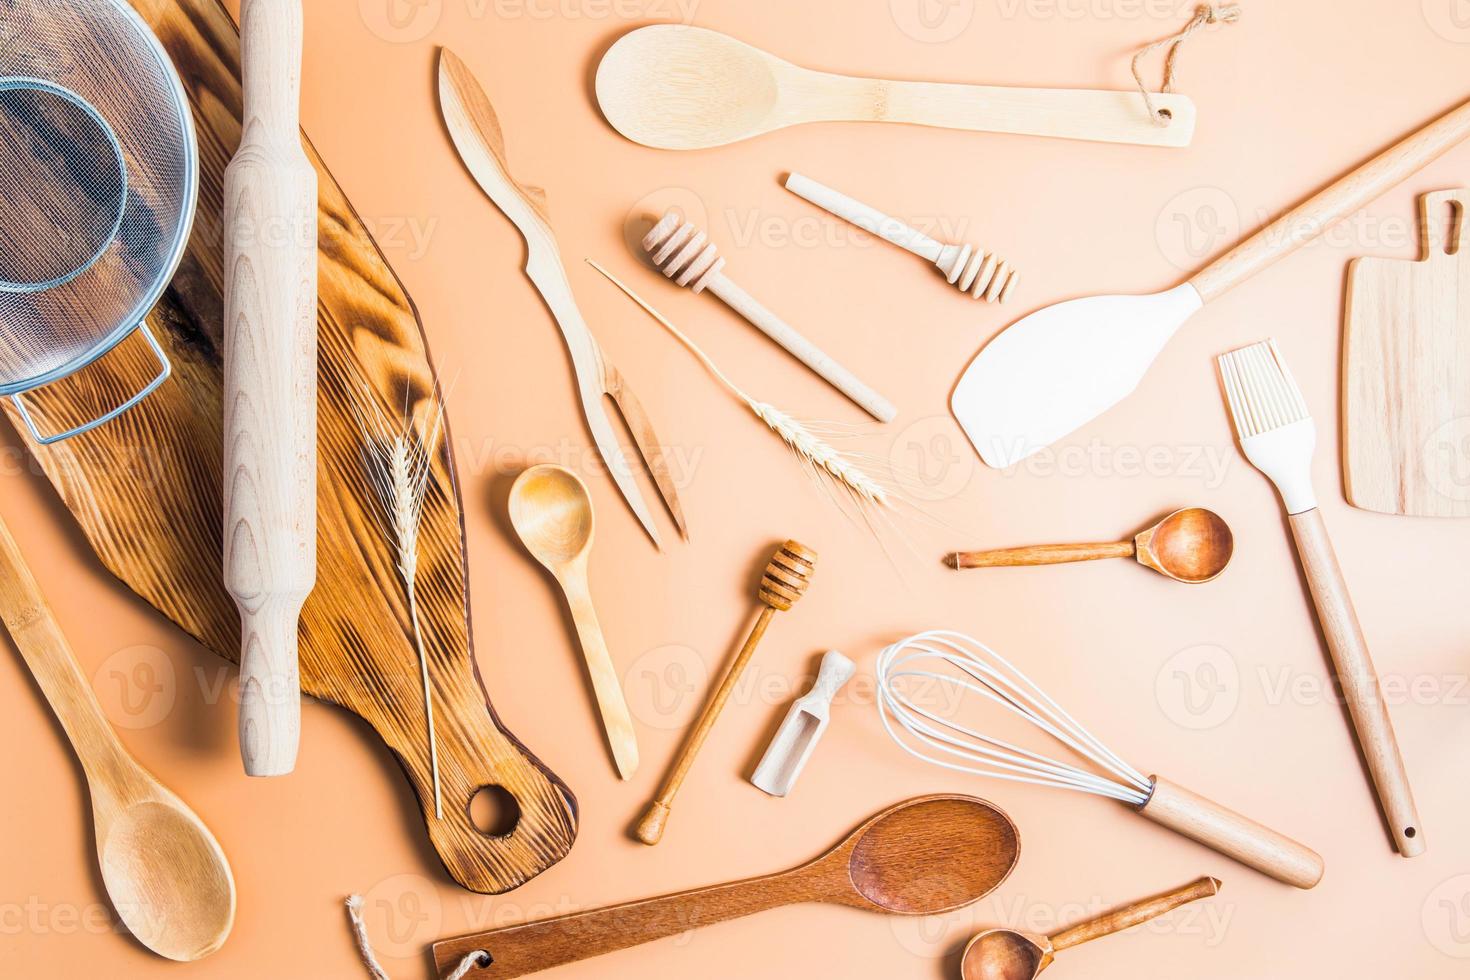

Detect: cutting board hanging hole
469,785,522,838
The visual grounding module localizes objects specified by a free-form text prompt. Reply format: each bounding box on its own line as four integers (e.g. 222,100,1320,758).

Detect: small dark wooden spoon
432,795,1019,977
948,508,1234,584
961,877,1220,980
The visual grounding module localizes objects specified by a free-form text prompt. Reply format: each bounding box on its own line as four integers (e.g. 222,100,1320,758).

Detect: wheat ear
587,260,891,509
351,390,445,819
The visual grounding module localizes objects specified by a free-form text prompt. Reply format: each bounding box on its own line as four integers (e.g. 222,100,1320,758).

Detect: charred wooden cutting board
0,0,578,893
1344,189,1470,517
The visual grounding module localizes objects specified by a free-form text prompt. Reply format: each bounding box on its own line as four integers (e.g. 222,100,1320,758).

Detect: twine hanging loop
1131,4,1241,126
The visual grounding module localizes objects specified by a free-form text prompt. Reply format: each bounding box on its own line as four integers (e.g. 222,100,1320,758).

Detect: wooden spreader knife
437,48,687,548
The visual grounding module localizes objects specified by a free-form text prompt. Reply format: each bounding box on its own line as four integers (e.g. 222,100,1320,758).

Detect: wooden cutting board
0,0,578,893
1344,189,1470,517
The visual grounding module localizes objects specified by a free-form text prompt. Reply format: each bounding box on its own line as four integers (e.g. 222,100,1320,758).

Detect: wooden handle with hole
812,74,1197,148
563,572,639,781
948,541,1134,569
1189,98,1470,302
1139,777,1323,889
1289,509,1424,857
223,0,317,776
1049,876,1220,952
432,870,806,977
637,607,775,845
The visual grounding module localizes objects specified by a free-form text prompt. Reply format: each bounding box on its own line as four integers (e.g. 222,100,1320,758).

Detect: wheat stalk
587,260,893,512
351,389,445,819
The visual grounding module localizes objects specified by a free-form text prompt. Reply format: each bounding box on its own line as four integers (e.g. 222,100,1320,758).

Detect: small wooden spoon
508,464,639,779
595,25,1195,151
962,877,1220,980
0,515,235,961
433,794,1019,977
948,508,1234,584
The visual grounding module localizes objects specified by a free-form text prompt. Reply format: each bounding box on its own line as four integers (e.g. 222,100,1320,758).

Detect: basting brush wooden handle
223,0,318,776
1289,509,1424,857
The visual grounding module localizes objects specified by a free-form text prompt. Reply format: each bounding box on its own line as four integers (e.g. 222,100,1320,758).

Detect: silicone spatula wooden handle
223,0,318,776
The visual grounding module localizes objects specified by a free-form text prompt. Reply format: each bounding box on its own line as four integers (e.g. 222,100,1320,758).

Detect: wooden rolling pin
636,541,816,845
223,0,318,777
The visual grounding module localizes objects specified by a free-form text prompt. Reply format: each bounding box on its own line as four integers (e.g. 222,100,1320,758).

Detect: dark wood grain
0,0,578,894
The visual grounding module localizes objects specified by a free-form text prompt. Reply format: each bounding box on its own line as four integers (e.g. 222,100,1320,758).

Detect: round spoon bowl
596,26,782,150
962,929,1050,980
846,796,1019,914
100,801,236,962
509,465,595,566
1146,507,1234,583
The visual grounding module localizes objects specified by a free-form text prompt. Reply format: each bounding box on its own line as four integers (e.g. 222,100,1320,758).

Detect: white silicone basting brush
1218,338,1423,858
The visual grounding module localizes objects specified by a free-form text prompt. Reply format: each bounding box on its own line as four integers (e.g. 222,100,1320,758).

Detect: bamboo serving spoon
962,877,1221,980
636,540,815,845
434,794,1019,977
508,465,639,780
595,25,1196,150
948,508,1234,584
223,0,318,776
0,515,235,961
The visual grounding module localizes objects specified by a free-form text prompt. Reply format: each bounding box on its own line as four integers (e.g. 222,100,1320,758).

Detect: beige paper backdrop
3,0,1469,977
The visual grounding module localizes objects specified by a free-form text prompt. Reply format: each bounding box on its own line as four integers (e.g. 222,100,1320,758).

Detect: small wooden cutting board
1,0,578,893
1344,189,1470,517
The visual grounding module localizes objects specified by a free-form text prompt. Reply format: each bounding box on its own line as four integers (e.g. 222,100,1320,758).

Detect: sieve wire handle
10,325,172,446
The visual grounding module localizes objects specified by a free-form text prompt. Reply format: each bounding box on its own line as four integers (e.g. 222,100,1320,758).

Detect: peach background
3,0,1470,977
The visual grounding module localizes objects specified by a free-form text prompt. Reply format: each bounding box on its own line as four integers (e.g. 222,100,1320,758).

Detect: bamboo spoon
636,541,816,845
223,0,318,776
596,25,1196,150
0,515,235,961
961,877,1221,980
948,508,1233,584
508,465,638,780
434,794,1019,977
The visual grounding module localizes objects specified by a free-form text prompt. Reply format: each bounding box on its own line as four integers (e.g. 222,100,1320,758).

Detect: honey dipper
641,211,896,423
636,541,817,845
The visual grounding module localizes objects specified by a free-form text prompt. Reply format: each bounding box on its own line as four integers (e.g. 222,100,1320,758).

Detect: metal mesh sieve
0,0,198,443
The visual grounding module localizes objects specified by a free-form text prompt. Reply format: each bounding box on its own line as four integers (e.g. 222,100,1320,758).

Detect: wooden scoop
0,515,235,960
948,508,1233,584
508,465,639,780
595,25,1195,151
962,877,1220,980
433,794,1019,977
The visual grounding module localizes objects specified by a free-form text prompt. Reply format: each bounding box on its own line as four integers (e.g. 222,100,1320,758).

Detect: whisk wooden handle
1139,777,1323,889
636,542,816,845
784,174,1018,303
948,541,1134,569
641,212,897,423
224,0,318,776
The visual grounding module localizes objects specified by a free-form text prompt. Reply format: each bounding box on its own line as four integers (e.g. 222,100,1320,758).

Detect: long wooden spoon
962,877,1220,980
433,794,1019,977
0,515,235,961
948,507,1233,584
508,465,638,779
595,25,1195,151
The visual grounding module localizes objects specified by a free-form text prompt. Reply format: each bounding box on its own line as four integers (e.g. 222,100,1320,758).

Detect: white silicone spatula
954,96,1470,469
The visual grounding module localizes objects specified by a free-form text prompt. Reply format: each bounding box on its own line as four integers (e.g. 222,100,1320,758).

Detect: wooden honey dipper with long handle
786,173,1019,303
641,212,896,423
636,541,817,846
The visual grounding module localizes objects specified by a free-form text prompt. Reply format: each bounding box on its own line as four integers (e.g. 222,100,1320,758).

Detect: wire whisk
875,630,1324,888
